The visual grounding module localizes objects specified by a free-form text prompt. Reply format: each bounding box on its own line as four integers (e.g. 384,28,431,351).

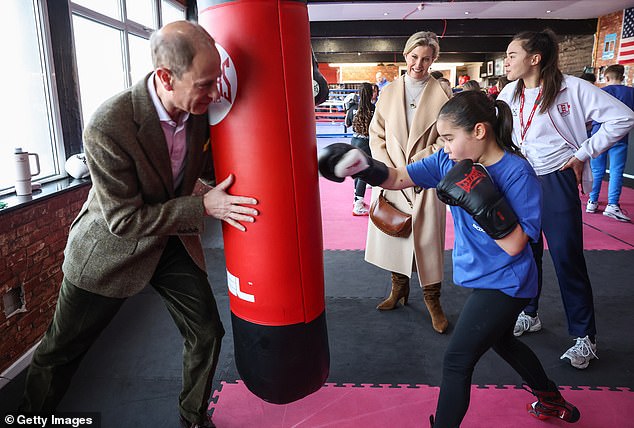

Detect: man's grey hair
150,21,215,79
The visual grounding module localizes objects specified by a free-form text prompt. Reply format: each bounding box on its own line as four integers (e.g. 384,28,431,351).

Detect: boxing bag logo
456,166,487,193
208,42,238,125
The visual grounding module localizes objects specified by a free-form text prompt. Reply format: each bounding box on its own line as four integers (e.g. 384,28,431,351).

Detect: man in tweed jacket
19,21,258,428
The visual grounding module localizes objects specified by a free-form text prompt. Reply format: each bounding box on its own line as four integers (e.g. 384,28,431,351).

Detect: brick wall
559,34,595,76
0,185,90,373
319,64,401,84
340,64,400,84
317,63,339,84
595,10,634,86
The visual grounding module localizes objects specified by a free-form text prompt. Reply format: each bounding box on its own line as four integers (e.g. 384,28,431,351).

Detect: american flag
618,7,634,64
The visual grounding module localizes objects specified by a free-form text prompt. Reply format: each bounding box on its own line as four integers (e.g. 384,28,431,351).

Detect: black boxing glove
436,159,518,239
312,49,329,106
317,143,388,186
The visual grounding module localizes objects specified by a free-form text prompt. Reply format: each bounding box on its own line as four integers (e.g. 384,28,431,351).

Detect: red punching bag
197,0,329,404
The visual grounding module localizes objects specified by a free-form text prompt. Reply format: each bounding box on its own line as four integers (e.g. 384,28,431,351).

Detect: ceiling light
383,12,389,16
546,10,552,13
464,11,470,15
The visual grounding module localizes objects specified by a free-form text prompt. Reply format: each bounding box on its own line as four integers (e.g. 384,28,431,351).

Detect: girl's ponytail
494,99,522,156
438,91,523,156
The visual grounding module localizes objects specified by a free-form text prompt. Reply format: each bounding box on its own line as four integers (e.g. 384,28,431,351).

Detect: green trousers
20,237,225,425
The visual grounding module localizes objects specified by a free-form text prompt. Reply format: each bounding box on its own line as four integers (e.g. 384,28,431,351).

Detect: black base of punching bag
231,311,330,404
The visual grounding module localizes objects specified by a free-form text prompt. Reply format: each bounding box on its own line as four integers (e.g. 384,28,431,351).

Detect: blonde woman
366,31,450,333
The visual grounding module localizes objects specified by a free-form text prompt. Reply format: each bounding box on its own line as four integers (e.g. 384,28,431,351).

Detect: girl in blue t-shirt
318,91,580,427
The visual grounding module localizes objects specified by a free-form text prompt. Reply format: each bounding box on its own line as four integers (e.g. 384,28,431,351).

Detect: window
72,14,127,127
129,34,153,85
71,0,185,127
0,0,186,196
162,0,186,25
0,0,64,194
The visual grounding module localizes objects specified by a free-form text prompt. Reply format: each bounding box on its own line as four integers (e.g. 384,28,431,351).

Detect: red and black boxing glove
318,143,388,186
436,159,518,239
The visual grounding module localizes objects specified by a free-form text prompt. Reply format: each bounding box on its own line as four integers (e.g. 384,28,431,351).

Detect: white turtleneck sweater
404,73,429,130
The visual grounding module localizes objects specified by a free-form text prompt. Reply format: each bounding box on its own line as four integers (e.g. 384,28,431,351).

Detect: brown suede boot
423,282,448,333
376,272,410,310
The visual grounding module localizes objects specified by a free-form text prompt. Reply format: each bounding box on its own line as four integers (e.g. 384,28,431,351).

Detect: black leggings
350,136,371,198
433,289,550,428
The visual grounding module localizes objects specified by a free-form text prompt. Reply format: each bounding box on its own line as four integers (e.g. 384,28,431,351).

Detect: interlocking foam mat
209,380,634,427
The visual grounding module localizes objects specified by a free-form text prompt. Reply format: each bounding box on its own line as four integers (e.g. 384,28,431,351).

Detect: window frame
0,0,66,196
0,0,187,197
69,0,186,126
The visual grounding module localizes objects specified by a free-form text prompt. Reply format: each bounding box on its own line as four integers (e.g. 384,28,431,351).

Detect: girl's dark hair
438,90,521,156
511,29,563,113
352,83,374,135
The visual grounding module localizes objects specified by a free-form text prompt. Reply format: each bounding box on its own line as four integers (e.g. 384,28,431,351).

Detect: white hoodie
498,75,634,193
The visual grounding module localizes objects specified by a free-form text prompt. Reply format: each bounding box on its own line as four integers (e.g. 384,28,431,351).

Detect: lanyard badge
519,86,542,143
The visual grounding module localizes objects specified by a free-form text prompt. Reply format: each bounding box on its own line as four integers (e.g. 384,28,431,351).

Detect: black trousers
20,237,224,425
350,135,371,199
433,289,550,428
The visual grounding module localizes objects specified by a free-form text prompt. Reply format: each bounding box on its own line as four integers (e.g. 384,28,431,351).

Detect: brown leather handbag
369,189,413,237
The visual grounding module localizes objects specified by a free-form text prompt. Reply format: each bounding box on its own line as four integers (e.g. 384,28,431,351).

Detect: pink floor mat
209,380,633,427
320,178,634,251
579,182,634,250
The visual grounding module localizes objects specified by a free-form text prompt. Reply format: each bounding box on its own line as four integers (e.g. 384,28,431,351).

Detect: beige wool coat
365,75,448,285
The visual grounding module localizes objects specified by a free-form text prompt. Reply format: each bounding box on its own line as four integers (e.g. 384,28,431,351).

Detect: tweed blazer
365,75,448,285
62,73,214,298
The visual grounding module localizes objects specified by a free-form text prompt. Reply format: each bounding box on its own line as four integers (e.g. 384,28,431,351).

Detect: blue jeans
589,141,628,205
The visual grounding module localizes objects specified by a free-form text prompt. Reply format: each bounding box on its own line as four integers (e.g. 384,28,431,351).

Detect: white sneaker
603,204,630,222
513,312,542,337
560,336,598,369
586,200,598,213
352,199,368,216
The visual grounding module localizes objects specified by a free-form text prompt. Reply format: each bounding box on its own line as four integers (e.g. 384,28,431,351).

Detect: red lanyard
519,86,542,142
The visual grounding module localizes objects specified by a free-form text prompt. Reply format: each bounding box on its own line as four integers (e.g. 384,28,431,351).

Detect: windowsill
0,178,91,215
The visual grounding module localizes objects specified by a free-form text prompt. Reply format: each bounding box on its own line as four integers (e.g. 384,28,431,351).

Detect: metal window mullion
152,0,160,31
126,20,153,38
156,0,163,28
69,2,126,31
122,29,133,88
36,0,65,177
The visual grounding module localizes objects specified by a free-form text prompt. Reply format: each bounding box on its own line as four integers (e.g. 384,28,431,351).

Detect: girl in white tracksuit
497,29,634,369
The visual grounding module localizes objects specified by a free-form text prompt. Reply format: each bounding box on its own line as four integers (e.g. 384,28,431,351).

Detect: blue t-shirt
591,85,634,144
406,150,542,298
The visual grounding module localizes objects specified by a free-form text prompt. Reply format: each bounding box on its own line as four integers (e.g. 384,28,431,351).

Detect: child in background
587,64,634,221
346,83,375,215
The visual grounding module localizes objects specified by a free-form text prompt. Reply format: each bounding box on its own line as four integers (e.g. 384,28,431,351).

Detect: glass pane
73,15,126,127
72,0,120,20
0,0,60,191
126,0,155,28
162,0,185,25
129,34,152,84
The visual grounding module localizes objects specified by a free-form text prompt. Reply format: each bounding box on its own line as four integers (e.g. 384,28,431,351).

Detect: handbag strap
380,189,413,209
